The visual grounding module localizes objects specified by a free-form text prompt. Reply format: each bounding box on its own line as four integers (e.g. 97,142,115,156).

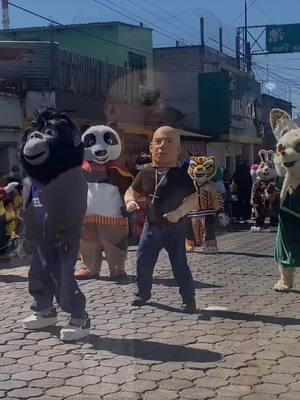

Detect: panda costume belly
86,182,123,217
77,125,133,280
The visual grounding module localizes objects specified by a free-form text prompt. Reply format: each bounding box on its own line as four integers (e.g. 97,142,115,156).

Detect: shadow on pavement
198,309,300,326
147,301,201,314
86,336,222,362
0,274,27,283
105,274,221,290
217,251,273,258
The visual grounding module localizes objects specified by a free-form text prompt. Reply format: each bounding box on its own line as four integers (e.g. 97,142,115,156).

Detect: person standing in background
232,161,253,223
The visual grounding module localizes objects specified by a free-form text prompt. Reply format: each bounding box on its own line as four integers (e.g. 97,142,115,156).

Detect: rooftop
1,21,152,33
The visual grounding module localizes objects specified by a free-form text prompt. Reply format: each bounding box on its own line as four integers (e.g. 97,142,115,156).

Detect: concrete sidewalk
0,230,299,400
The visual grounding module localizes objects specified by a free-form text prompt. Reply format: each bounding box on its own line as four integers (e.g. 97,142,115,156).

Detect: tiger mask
188,156,217,184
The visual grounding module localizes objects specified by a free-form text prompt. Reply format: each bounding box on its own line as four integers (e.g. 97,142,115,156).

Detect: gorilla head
21,108,83,184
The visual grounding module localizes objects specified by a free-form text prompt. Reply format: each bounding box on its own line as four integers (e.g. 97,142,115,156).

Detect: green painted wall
117,25,153,90
0,23,153,89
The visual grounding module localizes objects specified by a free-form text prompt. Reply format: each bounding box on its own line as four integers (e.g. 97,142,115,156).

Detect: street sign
266,24,300,54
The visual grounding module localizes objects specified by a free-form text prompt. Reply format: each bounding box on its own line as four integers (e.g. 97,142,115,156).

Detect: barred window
128,51,147,86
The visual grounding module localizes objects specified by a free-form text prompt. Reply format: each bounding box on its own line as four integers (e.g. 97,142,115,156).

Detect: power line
124,0,198,41
91,0,190,44
6,1,210,71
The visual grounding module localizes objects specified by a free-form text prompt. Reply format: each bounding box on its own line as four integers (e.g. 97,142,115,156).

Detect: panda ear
107,122,119,132
270,108,298,141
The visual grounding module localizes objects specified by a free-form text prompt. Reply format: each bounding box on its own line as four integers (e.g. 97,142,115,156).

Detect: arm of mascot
163,192,198,223
211,184,229,226
0,182,19,195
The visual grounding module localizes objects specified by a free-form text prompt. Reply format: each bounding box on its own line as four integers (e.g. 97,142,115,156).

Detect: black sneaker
131,293,151,306
181,299,197,314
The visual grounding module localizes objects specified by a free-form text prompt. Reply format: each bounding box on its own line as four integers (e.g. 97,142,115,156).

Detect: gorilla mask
21,108,83,184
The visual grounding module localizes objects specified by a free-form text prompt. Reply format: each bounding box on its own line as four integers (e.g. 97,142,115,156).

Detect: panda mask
82,125,122,164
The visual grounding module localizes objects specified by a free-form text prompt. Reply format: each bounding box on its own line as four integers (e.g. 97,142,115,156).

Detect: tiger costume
186,156,228,253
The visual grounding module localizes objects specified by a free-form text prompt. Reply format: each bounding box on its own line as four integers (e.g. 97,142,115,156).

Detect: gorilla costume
20,108,90,341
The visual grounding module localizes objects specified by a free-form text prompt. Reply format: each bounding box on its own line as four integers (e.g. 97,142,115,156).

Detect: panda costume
75,125,133,280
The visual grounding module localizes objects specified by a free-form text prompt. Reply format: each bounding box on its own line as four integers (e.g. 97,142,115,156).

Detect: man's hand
218,212,229,226
4,182,19,194
126,200,140,213
163,210,180,223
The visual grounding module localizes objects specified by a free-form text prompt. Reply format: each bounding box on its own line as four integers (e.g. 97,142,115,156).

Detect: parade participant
270,109,300,292
124,126,197,313
232,161,253,223
0,181,19,255
251,150,278,232
186,156,228,253
75,124,133,280
20,108,90,341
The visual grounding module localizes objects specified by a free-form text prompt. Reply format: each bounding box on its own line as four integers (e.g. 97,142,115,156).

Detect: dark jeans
237,193,251,221
136,221,195,303
185,217,195,241
28,238,86,319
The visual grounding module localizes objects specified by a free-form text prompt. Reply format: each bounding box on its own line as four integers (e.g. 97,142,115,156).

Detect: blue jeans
136,221,195,303
28,238,87,319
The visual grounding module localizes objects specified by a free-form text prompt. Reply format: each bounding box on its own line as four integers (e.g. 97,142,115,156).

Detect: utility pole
244,0,252,72
2,0,10,30
267,64,269,94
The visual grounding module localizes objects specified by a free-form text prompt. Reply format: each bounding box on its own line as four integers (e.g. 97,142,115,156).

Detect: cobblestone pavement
0,229,299,400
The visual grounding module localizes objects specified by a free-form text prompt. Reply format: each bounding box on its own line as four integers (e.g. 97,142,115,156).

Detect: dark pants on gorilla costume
29,238,86,319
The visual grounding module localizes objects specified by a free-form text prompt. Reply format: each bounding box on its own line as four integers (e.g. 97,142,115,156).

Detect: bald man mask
150,126,181,168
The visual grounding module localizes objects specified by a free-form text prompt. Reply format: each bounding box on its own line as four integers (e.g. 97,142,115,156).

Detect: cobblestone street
0,229,299,400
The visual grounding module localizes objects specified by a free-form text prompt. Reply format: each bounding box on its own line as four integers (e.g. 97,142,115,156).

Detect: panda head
82,125,122,164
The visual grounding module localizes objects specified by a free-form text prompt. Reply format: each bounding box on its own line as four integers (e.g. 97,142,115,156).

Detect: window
128,51,147,86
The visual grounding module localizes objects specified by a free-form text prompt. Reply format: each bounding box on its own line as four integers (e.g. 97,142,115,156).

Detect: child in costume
186,156,228,253
270,108,300,292
125,126,197,313
20,108,90,341
75,125,133,280
0,182,19,255
251,149,278,232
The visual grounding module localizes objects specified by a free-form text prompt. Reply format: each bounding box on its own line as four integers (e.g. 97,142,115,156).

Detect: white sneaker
22,308,57,330
60,317,90,341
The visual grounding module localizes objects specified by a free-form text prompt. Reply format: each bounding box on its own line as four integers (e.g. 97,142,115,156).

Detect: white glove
163,210,180,223
4,182,19,194
218,212,229,226
126,200,140,212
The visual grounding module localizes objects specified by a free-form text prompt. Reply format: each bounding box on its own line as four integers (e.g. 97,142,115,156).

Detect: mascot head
21,108,83,185
188,156,217,184
82,125,122,164
256,149,277,181
270,108,300,203
270,109,300,180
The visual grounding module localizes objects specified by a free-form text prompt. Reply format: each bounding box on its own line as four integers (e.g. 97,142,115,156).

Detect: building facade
154,45,264,171
0,21,154,92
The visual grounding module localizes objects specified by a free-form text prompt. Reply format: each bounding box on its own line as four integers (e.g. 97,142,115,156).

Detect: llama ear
266,150,275,162
270,108,298,141
258,149,267,163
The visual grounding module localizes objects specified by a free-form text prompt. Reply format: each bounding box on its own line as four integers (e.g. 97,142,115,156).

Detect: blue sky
4,0,300,113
